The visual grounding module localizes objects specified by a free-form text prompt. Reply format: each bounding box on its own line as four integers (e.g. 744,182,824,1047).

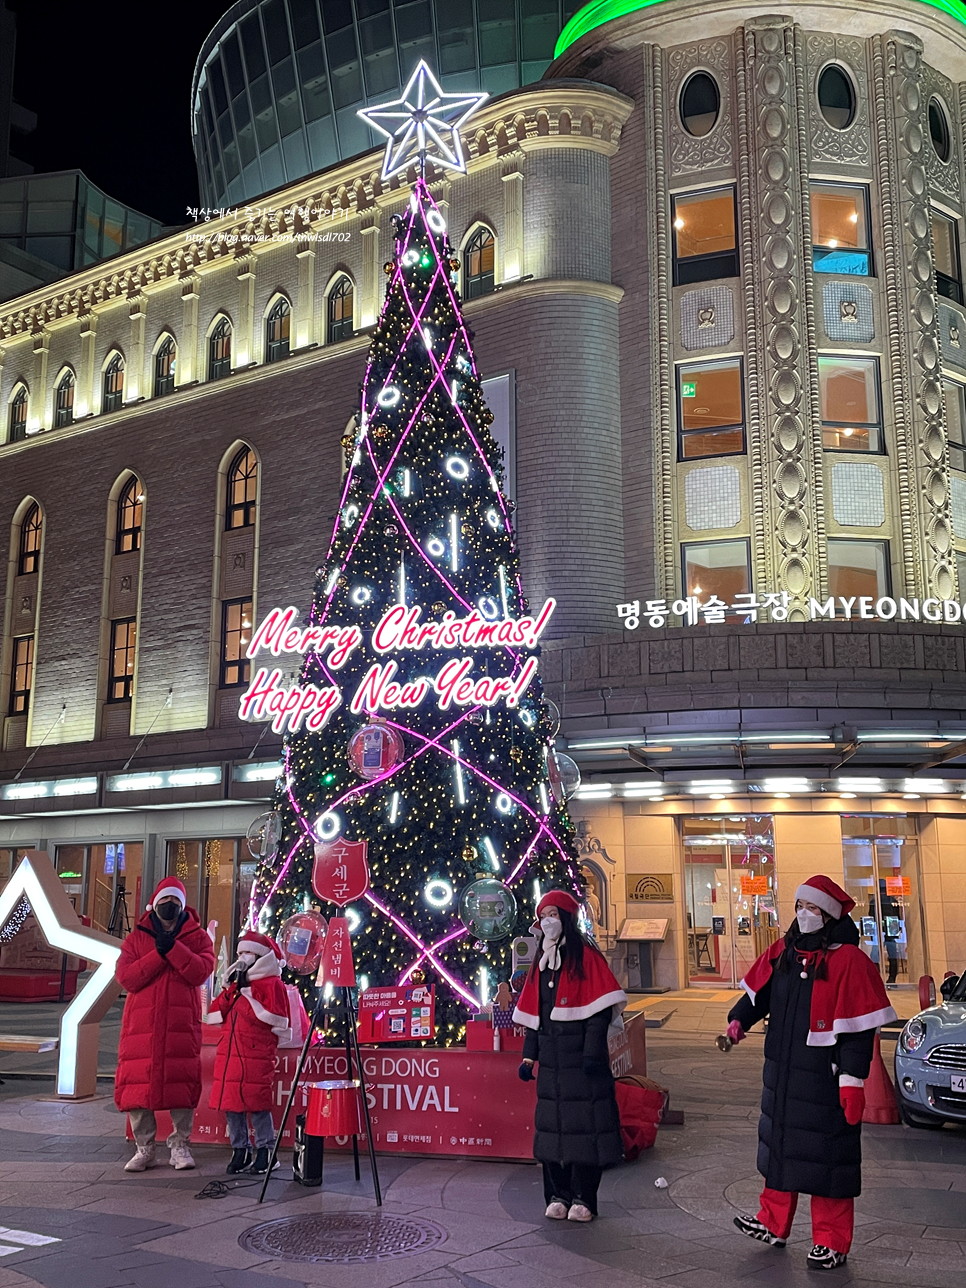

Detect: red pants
758,1187,854,1254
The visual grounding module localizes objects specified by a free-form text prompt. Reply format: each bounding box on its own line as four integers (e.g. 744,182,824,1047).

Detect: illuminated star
358,61,488,181
0,852,121,1097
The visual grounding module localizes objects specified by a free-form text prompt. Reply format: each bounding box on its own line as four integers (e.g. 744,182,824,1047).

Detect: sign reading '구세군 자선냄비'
616,592,966,629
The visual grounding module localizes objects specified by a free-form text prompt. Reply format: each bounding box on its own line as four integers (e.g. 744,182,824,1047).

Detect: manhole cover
239,1212,448,1263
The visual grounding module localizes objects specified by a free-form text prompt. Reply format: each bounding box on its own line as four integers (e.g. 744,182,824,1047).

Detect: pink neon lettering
350,660,399,713
509,656,539,706
330,626,363,668
434,657,474,710
247,607,299,658
372,604,410,652
238,668,341,733
525,598,556,648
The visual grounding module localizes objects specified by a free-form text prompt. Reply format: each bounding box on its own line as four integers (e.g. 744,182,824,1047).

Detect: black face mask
155,900,182,924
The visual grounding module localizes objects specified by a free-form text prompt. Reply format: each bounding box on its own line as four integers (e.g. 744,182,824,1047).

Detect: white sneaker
567,1203,594,1222
169,1145,195,1170
124,1145,156,1172
545,1201,568,1220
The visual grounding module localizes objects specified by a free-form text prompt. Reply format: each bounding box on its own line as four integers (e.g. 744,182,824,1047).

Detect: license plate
951,1075,966,1093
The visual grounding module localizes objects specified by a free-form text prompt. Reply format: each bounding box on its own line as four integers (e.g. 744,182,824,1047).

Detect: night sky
9,0,233,226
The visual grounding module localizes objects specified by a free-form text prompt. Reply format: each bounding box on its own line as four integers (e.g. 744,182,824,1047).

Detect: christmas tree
245,69,582,1042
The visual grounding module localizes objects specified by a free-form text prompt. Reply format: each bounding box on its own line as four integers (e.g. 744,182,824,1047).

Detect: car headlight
899,1018,927,1054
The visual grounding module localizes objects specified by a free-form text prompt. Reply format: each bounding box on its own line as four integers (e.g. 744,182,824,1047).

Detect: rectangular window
932,211,963,304
943,380,966,472
681,538,751,604
957,549,966,593
220,598,253,688
108,618,137,702
811,183,871,276
678,358,745,459
819,356,883,451
8,636,33,716
827,539,890,600
672,188,739,285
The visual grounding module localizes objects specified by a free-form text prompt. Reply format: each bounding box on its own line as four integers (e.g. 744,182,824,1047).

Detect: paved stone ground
0,1023,957,1287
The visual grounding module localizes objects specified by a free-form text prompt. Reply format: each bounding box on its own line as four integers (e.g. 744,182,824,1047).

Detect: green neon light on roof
554,0,966,60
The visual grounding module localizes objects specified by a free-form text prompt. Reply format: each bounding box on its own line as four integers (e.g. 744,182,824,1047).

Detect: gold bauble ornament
383,261,395,275
462,844,476,862
509,747,523,763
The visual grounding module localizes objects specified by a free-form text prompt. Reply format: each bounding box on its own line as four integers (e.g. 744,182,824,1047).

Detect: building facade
0,0,965,996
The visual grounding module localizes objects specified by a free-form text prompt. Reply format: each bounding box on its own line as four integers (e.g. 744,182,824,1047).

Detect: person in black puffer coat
727,875,895,1272
512,890,627,1223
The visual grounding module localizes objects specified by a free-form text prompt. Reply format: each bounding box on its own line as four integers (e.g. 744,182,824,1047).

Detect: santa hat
236,930,283,960
147,878,186,911
536,890,581,918
795,875,855,920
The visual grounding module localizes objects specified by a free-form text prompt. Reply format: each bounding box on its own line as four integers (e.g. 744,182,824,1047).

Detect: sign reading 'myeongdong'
617,593,966,630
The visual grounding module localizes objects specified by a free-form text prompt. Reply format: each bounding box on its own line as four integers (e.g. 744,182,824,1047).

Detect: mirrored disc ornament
548,751,581,804
543,700,561,738
459,877,517,941
348,723,405,780
277,911,328,976
247,810,282,861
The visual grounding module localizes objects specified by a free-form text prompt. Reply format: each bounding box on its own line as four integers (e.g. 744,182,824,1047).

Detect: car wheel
899,1104,946,1130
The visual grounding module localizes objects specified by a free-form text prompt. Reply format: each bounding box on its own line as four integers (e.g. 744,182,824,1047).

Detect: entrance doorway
53,842,144,935
683,816,780,986
840,815,926,989
165,837,253,963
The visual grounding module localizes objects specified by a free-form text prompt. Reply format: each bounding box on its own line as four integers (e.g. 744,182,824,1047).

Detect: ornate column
294,243,316,349
871,31,953,599
127,294,146,403
31,328,48,432
235,253,256,367
178,274,200,386
360,221,381,329
76,313,97,419
501,168,524,281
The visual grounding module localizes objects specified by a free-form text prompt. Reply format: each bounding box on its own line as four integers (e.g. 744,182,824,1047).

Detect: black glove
234,967,249,988
582,1059,608,1078
155,930,176,956
518,1061,535,1082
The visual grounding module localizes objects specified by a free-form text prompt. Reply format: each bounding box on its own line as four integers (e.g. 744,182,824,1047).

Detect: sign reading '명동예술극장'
617,593,966,629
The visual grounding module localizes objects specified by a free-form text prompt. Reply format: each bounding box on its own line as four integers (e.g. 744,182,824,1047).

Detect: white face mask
540,916,562,941
237,951,257,968
796,908,825,935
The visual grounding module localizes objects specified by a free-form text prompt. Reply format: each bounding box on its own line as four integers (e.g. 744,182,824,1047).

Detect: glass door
683,816,779,986
841,815,925,989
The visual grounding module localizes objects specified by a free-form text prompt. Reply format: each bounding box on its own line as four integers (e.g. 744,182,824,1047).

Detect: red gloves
839,1084,865,1125
726,1020,745,1044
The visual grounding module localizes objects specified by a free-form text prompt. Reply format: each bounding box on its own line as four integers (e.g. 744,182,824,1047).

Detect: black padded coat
729,919,876,1199
522,961,623,1169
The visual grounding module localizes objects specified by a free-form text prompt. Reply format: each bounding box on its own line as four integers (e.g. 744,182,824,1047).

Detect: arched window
226,447,257,530
464,227,495,299
327,276,354,343
18,504,42,576
265,297,291,363
208,316,232,380
154,336,176,396
8,386,27,443
55,370,75,428
103,353,125,413
116,475,143,554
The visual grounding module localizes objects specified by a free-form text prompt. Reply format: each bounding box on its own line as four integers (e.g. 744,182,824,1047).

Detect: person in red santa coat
728,875,896,1271
208,930,290,1174
115,878,215,1172
513,890,627,1222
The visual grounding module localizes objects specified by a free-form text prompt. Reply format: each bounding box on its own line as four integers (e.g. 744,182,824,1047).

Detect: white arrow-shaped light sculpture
0,852,121,1097
358,60,488,180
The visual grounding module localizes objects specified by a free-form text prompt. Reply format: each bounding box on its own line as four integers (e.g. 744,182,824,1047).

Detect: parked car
895,971,966,1128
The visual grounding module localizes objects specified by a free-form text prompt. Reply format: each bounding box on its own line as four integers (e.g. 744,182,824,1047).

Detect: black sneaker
226,1147,251,1174
733,1214,786,1247
248,1147,280,1175
806,1246,847,1270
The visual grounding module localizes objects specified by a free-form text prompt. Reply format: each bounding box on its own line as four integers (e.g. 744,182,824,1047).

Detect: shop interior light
3,781,49,800
905,779,949,792
903,793,921,800
167,768,221,788
109,774,164,792
234,761,284,782
762,778,809,792
839,792,857,799
51,778,98,797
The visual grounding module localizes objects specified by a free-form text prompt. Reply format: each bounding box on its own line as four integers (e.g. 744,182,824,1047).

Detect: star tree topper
358,61,488,180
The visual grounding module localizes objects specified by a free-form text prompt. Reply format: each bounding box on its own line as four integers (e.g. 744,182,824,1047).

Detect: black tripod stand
107,883,131,938
257,984,381,1205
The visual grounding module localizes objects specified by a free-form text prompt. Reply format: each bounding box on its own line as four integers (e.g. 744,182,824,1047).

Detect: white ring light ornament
314,811,341,842
424,878,454,908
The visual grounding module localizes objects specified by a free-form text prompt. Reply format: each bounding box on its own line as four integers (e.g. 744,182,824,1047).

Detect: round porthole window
929,97,952,162
679,72,720,138
817,64,856,130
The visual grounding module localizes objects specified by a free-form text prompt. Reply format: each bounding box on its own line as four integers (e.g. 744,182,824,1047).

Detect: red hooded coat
114,906,215,1112
207,949,290,1113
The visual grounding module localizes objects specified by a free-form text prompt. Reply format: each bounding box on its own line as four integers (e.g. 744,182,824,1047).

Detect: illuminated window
208,317,232,380
154,336,176,396
226,447,257,530
464,228,495,299
327,276,354,343
108,618,137,701
817,65,856,130
102,353,124,413
9,636,33,716
811,183,871,275
828,539,890,599
266,298,290,363
944,380,966,472
672,188,738,285
116,476,142,554
220,598,252,688
682,539,751,604
18,504,42,576
680,72,720,137
932,212,962,304
678,359,745,459
54,370,75,428
8,386,27,443
819,356,882,452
